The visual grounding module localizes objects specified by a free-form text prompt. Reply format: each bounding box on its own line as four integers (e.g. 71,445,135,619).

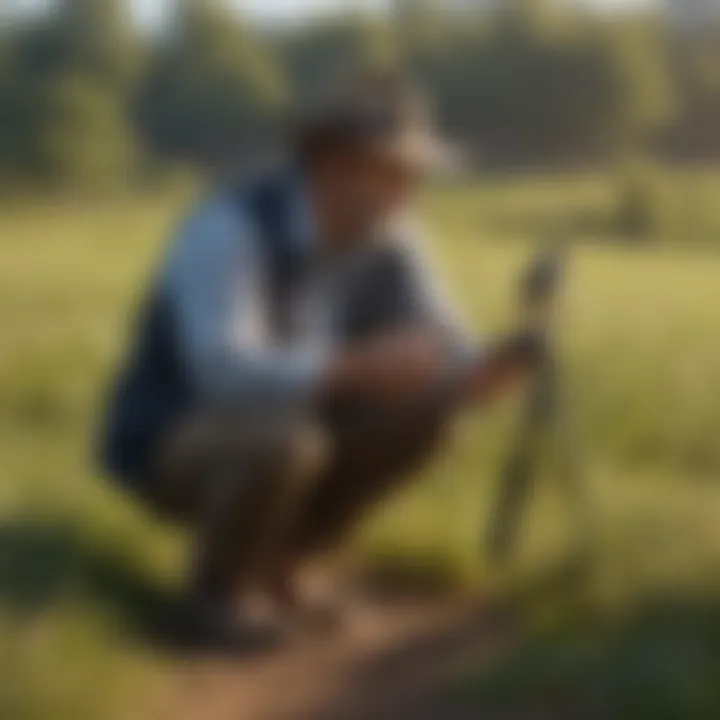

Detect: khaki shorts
146,402,451,563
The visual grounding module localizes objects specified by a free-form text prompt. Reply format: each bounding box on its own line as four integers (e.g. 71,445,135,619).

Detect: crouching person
100,70,541,647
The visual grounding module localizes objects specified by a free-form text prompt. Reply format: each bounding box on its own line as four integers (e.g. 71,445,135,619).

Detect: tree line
1,0,719,190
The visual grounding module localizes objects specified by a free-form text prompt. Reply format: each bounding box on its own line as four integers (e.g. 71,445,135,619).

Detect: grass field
2,176,720,717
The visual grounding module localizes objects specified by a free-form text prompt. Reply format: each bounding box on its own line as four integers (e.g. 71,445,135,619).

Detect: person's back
104,170,315,487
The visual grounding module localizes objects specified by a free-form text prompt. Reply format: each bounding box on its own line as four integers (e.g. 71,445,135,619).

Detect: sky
3,0,659,30
138,0,657,27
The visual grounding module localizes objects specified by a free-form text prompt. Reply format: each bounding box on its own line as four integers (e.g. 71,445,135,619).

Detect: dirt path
161,597,507,720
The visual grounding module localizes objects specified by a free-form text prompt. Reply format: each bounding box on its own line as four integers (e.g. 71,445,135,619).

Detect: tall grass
1,176,720,717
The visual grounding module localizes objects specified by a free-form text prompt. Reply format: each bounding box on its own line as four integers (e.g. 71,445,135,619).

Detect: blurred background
2,1,720,718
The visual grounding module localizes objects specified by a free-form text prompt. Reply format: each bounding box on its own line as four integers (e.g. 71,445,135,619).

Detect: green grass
2,176,720,717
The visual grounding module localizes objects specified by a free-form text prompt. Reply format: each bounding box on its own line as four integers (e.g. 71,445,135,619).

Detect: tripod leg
486,362,556,564
552,381,596,564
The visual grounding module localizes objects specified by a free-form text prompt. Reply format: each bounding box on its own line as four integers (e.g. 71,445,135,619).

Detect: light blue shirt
161,179,477,410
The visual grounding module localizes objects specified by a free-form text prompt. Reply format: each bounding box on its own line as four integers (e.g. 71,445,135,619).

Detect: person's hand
463,329,548,404
325,328,447,403
500,329,549,372
361,328,447,399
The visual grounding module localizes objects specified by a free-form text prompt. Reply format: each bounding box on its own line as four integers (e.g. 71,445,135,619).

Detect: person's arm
164,196,329,411
459,331,546,404
164,197,445,410
393,224,542,406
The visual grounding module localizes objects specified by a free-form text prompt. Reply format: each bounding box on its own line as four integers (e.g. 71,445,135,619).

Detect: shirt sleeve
163,196,329,409
393,220,485,376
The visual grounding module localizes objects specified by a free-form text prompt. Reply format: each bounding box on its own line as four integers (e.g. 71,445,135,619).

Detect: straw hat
293,68,458,173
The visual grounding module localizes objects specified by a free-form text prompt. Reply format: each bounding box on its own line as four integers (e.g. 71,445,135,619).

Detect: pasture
2,175,720,717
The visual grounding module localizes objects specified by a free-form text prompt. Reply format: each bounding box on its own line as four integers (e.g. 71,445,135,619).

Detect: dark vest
100,174,304,488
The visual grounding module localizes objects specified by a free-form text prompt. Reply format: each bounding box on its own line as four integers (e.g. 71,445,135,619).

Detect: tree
30,73,136,187
602,17,677,156
663,22,720,160
414,6,677,167
3,0,140,188
138,0,287,168
280,15,398,108
52,0,142,90
0,34,12,183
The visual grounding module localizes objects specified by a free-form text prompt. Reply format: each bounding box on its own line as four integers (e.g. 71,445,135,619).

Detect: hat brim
370,132,462,174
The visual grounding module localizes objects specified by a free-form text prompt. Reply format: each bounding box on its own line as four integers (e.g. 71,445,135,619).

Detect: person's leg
289,400,454,565
191,420,330,605
148,413,330,609
252,402,454,630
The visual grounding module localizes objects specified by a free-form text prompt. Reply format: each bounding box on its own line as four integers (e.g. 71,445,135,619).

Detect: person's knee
227,416,331,491
284,422,332,491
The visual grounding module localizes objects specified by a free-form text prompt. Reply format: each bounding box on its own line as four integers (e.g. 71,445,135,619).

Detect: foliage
280,15,399,102
137,0,287,168
2,0,139,189
0,0,718,190
612,159,669,240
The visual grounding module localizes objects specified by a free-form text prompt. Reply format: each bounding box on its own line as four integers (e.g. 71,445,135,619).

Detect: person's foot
267,571,351,635
292,593,348,634
186,594,290,653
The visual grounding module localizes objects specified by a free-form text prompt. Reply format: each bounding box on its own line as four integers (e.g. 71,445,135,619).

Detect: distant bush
613,161,668,241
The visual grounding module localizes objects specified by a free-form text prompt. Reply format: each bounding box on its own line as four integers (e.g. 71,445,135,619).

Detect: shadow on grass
0,517,185,646
459,593,720,719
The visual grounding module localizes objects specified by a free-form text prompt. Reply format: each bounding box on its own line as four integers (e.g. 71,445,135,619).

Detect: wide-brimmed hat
293,69,459,173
